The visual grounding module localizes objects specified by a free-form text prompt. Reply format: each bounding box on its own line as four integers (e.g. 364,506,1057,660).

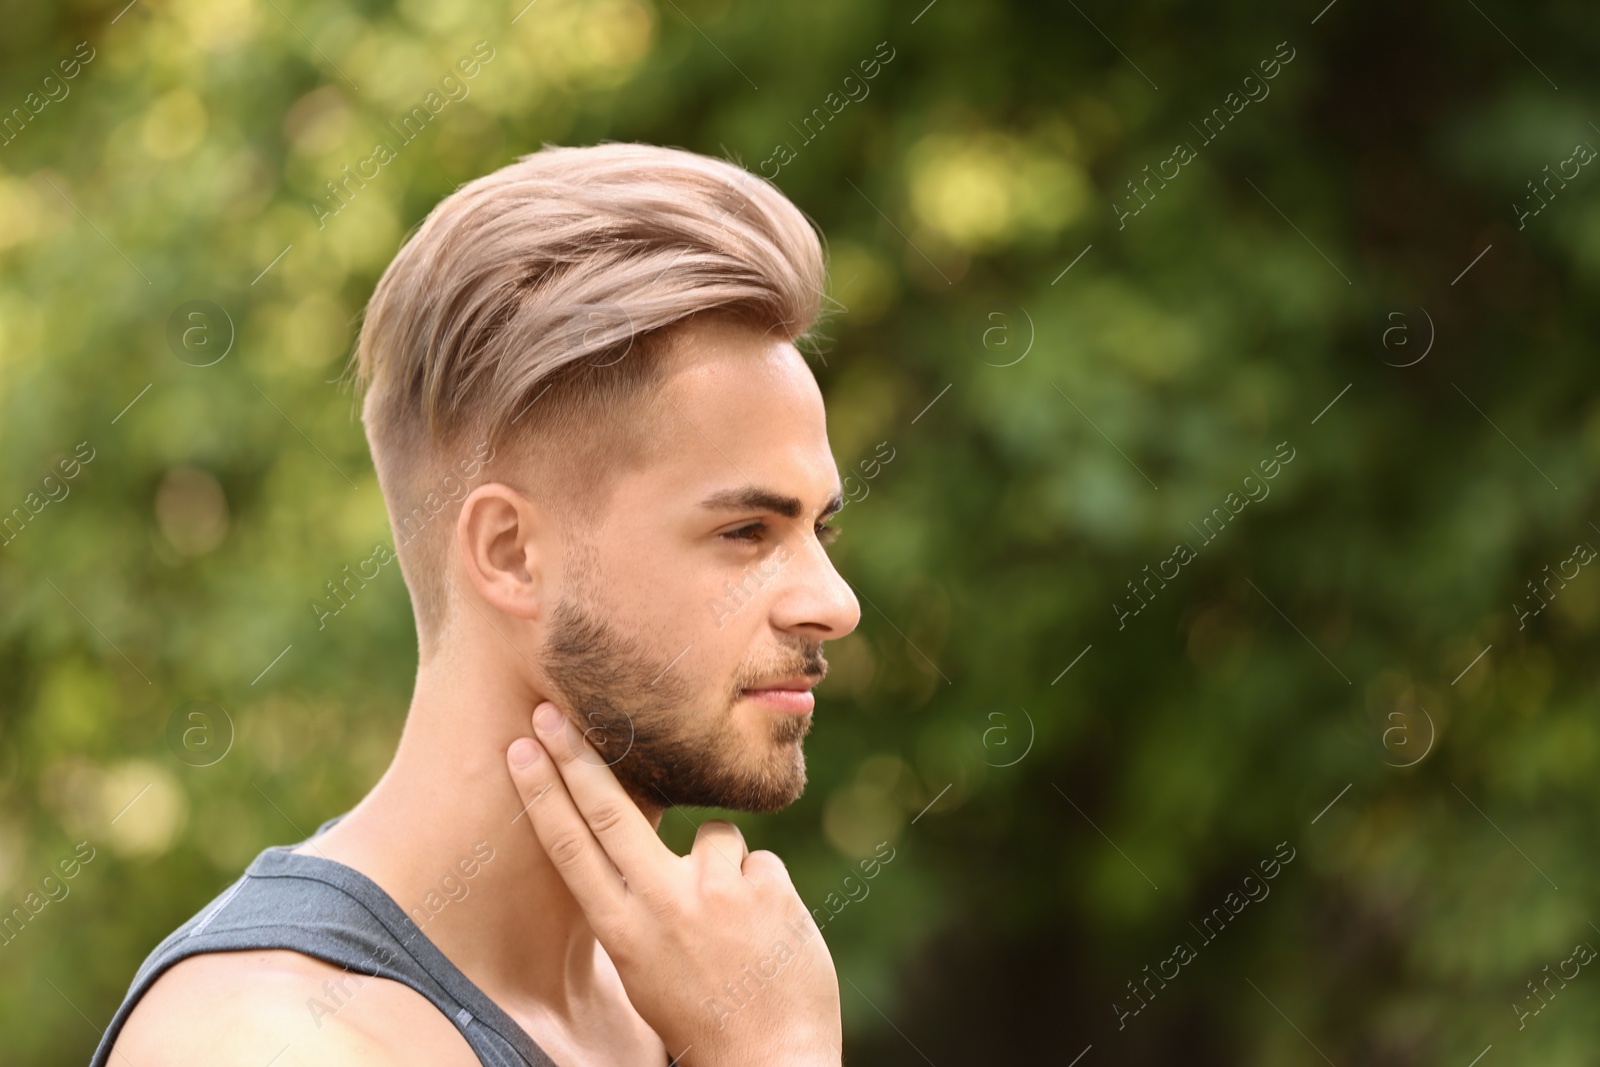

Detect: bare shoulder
109,948,482,1067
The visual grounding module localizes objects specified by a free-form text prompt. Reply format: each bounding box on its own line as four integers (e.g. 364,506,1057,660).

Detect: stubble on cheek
540,595,805,810
538,538,827,811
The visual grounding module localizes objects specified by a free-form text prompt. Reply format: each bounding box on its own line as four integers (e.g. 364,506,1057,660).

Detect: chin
607,729,809,813
726,778,806,814
703,744,809,814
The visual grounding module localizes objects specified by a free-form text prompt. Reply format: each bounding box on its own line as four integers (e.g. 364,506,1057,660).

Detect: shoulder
109,948,482,1067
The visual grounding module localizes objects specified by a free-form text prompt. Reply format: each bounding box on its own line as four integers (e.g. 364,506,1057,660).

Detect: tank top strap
87,834,555,1067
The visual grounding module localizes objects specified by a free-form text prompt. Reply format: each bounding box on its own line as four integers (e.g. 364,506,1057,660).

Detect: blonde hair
351,142,827,646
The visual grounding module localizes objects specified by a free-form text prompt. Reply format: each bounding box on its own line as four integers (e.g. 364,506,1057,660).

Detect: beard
539,583,827,813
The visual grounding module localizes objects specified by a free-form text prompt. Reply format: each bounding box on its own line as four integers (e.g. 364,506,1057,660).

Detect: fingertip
508,736,541,769
534,703,565,739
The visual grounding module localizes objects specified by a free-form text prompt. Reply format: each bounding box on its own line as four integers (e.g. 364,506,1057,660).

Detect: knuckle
546,832,588,871
748,848,787,873
749,852,799,891
587,802,627,836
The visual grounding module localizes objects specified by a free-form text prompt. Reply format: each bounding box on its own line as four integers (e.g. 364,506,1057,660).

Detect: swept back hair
350,141,827,645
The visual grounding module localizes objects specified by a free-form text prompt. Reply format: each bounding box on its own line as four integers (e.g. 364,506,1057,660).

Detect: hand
505,701,842,1067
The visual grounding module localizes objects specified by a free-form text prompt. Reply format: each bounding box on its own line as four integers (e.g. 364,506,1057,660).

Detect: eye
720,518,841,546
720,521,766,543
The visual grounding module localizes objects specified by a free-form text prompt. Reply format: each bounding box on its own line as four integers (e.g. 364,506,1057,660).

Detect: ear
456,482,546,621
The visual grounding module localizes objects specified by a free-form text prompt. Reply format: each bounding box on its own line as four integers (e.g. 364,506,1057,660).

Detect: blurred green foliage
4,0,1600,1063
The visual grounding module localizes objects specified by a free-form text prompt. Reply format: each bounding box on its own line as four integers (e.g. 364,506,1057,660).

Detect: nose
771,533,860,641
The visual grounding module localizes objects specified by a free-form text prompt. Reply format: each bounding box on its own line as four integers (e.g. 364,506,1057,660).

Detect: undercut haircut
350,142,827,649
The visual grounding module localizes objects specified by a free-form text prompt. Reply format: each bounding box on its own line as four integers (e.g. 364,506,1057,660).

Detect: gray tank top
87,813,556,1067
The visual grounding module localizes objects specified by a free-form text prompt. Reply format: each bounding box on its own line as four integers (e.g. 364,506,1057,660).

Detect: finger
692,819,749,882
740,848,793,888
505,734,629,927
533,701,672,885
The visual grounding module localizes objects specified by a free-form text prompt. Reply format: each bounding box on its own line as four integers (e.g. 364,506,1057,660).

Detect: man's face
538,315,861,812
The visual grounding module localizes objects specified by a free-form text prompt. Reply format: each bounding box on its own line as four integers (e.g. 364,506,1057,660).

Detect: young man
92,142,860,1066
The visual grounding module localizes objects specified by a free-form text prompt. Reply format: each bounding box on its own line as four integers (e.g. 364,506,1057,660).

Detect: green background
3,0,1598,1062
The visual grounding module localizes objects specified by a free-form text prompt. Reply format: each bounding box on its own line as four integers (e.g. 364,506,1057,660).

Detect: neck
306,635,663,1012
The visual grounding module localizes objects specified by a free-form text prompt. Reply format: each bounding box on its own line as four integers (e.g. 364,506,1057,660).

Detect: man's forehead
640,339,830,454
599,314,835,506
653,330,818,405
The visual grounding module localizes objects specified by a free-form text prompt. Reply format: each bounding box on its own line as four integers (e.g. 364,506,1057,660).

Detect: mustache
734,644,828,691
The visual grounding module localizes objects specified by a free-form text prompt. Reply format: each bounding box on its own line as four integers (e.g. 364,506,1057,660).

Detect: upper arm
109,950,481,1067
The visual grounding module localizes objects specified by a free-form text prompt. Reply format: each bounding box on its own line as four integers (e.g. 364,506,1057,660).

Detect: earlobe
457,483,546,621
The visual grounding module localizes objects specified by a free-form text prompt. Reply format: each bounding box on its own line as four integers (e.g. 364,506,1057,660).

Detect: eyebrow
699,485,845,521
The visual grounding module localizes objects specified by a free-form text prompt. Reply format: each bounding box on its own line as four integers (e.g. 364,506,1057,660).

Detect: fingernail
508,737,540,768
534,704,564,737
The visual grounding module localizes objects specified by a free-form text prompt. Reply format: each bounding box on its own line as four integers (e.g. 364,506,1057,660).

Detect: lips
744,674,821,693
740,673,822,714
